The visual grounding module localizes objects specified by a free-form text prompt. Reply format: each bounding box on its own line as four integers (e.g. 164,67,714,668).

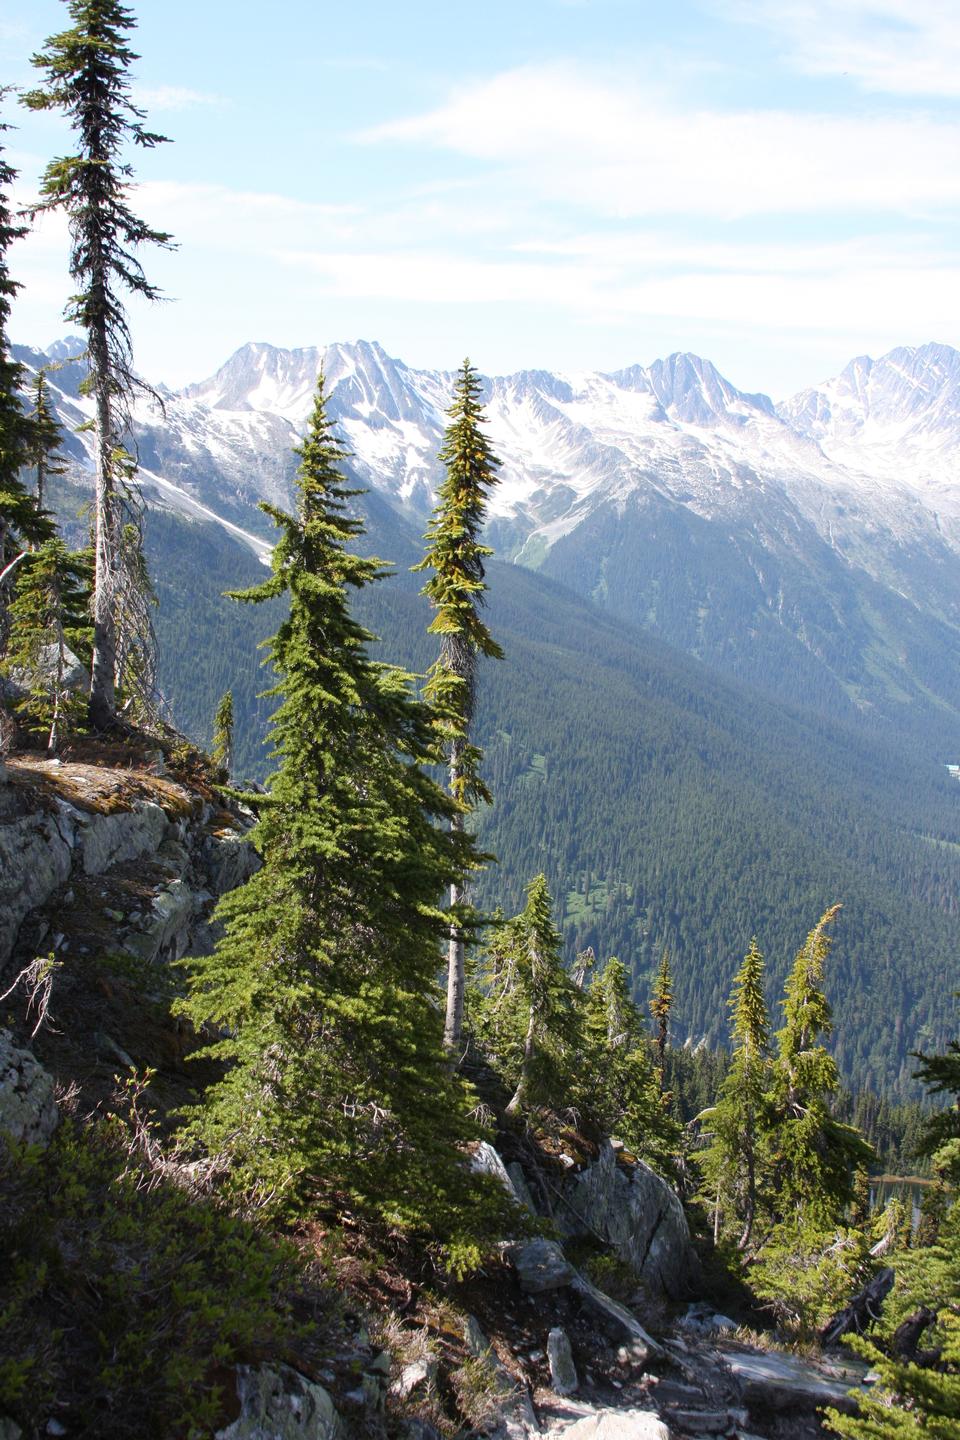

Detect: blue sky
3,0,960,397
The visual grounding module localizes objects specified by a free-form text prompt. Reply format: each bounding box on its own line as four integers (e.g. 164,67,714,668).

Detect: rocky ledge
0,754,259,973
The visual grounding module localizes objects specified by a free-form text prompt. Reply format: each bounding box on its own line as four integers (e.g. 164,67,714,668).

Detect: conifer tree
697,939,772,1249
2,538,92,753
211,689,234,779
415,359,502,1052
580,957,681,1173
0,100,53,624
24,369,69,515
504,874,578,1116
177,378,498,1253
25,1,174,727
768,905,874,1226
650,948,673,1087
913,1026,960,1185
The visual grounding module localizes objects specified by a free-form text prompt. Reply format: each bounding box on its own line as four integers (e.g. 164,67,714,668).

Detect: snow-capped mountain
16,334,960,742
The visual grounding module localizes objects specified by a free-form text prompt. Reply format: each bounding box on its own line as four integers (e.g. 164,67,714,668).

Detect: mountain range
16,334,960,751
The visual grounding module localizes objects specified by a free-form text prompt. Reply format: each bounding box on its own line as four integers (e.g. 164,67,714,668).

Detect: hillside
138,498,960,1098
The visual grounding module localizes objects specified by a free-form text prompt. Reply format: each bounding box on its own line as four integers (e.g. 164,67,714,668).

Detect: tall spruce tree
0,100,52,625
211,688,234,779
579,957,681,1174
415,358,502,1053
177,378,499,1252
650,948,673,1087
769,905,873,1226
2,538,92,753
697,939,772,1249
504,873,578,1116
25,1,174,727
24,369,69,515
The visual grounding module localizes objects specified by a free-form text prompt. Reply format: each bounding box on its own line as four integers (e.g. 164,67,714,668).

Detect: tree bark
443,745,466,1052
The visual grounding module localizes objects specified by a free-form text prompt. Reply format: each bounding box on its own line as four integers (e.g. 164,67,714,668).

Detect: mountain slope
128,495,960,1098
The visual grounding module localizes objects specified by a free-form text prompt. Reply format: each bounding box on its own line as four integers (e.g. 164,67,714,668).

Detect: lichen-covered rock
0,1030,58,1148
75,799,171,875
203,826,260,896
215,1364,341,1440
555,1141,696,1297
550,1412,670,1440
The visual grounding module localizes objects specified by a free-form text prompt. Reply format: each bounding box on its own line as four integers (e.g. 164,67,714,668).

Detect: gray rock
0,813,72,963
472,1141,533,1213
666,1410,729,1433
570,1271,661,1361
552,1412,670,1440
215,1364,341,1439
509,1237,574,1293
77,800,171,876
0,1030,58,1148
0,1418,22,1440
507,1161,537,1213
721,1347,873,1413
547,1328,578,1395
555,1141,696,1297
389,1357,438,1400
203,827,260,895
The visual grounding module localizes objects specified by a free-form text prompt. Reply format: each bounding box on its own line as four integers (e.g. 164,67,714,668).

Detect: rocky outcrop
553,1141,697,1298
0,759,258,970
0,1029,58,1147
215,1364,341,1440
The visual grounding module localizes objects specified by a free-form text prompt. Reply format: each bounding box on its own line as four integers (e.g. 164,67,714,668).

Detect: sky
3,0,959,398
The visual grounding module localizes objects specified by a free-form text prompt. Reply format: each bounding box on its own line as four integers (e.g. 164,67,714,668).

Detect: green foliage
1,537,92,750
825,1201,960,1440
502,874,580,1115
0,1115,302,1440
25,0,174,723
415,357,502,809
750,1220,873,1338
768,905,874,1227
697,938,772,1248
211,687,234,777
649,948,673,1081
24,0,174,403
913,1028,960,1184
177,378,510,1256
577,956,681,1174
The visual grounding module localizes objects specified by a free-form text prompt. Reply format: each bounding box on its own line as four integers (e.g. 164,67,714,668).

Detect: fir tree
25,1,175,727
0,97,52,626
415,358,502,1052
579,957,680,1174
768,904,874,1227
211,688,234,779
697,938,772,1249
650,948,673,1087
177,378,500,1255
1,538,92,753
24,369,69,515
913,1024,960,1185
504,874,578,1116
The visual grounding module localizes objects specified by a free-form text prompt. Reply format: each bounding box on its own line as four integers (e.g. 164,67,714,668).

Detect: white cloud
720,0,960,97
133,85,226,112
359,62,960,218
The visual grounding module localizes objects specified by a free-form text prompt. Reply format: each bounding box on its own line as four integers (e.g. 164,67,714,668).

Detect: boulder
554,1411,670,1440
555,1141,696,1297
547,1328,578,1395
389,1357,438,1400
720,1348,873,1414
0,1030,58,1148
215,1364,340,1440
508,1238,574,1293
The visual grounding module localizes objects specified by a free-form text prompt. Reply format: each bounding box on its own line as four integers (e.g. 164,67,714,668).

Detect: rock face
0,759,259,969
554,1141,697,1298
215,1364,341,1440
0,1029,58,1148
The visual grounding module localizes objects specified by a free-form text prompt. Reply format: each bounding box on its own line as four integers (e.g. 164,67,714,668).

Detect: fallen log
820,1267,895,1346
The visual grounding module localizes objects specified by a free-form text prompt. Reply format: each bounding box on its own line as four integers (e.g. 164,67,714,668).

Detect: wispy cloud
719,0,960,97
133,85,226,112
359,62,960,218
